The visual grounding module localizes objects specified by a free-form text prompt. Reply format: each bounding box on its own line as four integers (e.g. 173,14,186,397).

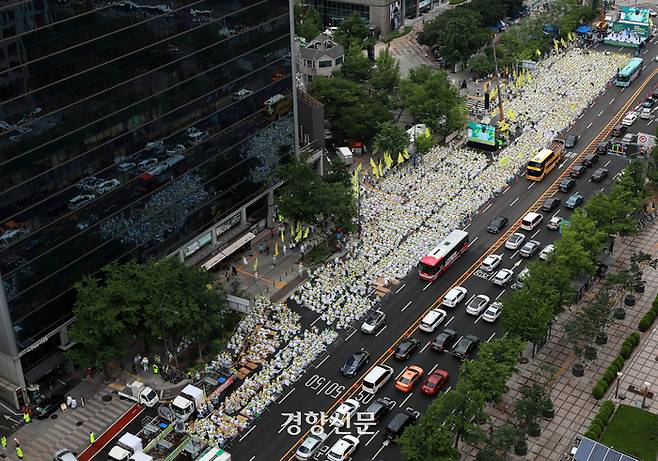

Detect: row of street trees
67,258,226,374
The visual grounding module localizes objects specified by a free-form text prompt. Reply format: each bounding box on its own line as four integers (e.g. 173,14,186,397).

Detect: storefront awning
23,352,68,384
202,232,255,270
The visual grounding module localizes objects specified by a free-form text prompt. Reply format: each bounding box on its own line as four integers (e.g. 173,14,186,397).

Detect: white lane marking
509,250,519,260
345,329,357,341
445,386,452,393
241,426,257,440
597,110,604,116
365,430,380,447
558,160,566,169
531,228,541,238
396,283,406,294
483,203,493,213
604,160,611,167
621,87,625,92
395,368,405,381
444,315,455,327
420,341,431,354
487,331,497,342
649,118,655,125
315,355,330,369
423,282,432,291
495,289,506,301
586,122,593,129
527,182,535,190
552,210,560,218
463,222,471,230
371,444,386,460
510,197,520,207
402,300,412,311
278,388,296,404
429,364,438,375
400,392,413,408
310,315,322,326
471,236,479,245
474,312,484,324
375,325,388,337
502,186,510,194
464,295,475,307
600,187,605,192
248,457,256,461
609,98,615,105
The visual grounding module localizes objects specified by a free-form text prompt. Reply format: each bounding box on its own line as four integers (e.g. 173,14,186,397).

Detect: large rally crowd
188,48,630,447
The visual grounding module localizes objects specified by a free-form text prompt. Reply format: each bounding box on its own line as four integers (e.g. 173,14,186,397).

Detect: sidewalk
464,223,658,460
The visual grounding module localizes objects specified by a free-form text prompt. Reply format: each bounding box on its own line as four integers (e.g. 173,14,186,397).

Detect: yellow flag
295,227,302,242
281,230,285,243
384,152,393,169
527,71,532,83
355,162,362,175
253,257,258,272
378,160,383,177
274,241,279,257
278,213,284,222
518,73,524,86
535,49,541,57
553,39,558,51
296,221,301,235
370,157,377,172
424,127,430,139
397,152,404,164
403,148,410,159
560,37,566,48
303,227,309,239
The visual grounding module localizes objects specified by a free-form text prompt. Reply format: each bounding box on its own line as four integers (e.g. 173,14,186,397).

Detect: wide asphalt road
230,45,658,461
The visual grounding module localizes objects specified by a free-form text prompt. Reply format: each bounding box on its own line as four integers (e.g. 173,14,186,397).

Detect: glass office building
0,0,295,400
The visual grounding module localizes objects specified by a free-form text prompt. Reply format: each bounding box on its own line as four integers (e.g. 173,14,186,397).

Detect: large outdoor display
466,122,496,147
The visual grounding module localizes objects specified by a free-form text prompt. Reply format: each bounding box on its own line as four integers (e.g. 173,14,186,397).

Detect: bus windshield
527,161,544,170
419,261,439,275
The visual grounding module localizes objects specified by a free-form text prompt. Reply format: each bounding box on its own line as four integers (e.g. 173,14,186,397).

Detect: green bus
616,57,644,87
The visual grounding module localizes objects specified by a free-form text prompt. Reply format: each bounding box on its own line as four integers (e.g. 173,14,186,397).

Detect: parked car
570,164,587,178
53,450,79,461
95,179,120,194
565,193,584,209
233,89,254,100
361,310,386,334
542,196,561,212
68,194,96,210
486,216,508,234
34,395,65,419
582,153,599,167
492,268,514,287
384,411,416,441
420,369,449,396
482,302,503,322
621,111,638,126
394,337,421,360
441,286,467,308
78,176,103,191
642,97,655,108
419,309,448,333
326,435,359,461
539,244,555,260
547,216,562,230
329,399,360,427
138,158,159,170
559,177,576,192
611,124,627,137
480,254,502,272
451,335,480,359
519,240,541,258
340,349,370,377
363,398,395,423
395,365,424,393
591,168,609,182
595,141,608,154
564,134,579,148
466,294,490,315
117,162,136,172
505,233,525,250
295,430,329,460
431,328,460,352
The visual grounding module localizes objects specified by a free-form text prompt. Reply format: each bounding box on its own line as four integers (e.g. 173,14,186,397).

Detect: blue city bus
616,57,644,87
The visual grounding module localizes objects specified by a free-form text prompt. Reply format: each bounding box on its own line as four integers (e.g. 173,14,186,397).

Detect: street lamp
615,372,623,399
642,381,651,408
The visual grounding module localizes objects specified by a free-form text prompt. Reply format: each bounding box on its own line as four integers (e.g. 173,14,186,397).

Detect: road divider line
420,341,431,354
422,282,432,291
278,388,296,404
495,289,506,301
375,325,388,337
487,331,497,342
401,300,412,312
241,426,257,440
315,354,331,369
502,186,510,194
510,197,520,207
345,329,357,342
400,392,413,408
396,283,406,294
445,315,455,326
463,222,471,230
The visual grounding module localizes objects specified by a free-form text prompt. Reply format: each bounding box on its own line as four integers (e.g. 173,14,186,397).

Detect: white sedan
481,254,502,272
505,233,526,250
419,308,448,333
621,111,638,126
482,302,503,322
539,244,555,260
327,435,360,461
329,399,360,427
466,294,490,316
441,286,467,308
492,268,514,287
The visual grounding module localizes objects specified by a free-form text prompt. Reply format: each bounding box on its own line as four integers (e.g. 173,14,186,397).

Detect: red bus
418,230,470,281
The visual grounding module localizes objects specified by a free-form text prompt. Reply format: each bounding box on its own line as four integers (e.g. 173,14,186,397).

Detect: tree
502,286,554,343
370,49,401,98
418,8,489,66
399,400,461,461
334,12,369,49
464,0,506,26
439,388,487,447
552,227,596,279
294,2,323,42
491,422,523,459
568,209,607,258
564,307,598,368
373,121,410,158
309,76,391,143
515,383,552,433
400,66,466,135
339,45,373,82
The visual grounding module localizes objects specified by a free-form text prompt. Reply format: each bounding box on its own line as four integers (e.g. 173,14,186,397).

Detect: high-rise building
0,0,296,405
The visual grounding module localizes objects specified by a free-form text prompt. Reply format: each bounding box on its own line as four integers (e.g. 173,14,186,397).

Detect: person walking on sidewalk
89,432,96,444
1,435,7,449
141,356,149,372
16,446,23,459
265,242,270,256
22,412,30,424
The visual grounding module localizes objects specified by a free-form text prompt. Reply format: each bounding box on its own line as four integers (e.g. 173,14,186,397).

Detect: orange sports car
395,365,424,393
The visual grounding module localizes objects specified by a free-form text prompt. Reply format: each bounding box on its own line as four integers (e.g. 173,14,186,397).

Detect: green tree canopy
294,1,323,42
370,48,401,99
339,45,373,82
373,121,410,157
502,284,554,343
439,388,488,447
334,12,370,48
399,401,461,461
400,66,466,135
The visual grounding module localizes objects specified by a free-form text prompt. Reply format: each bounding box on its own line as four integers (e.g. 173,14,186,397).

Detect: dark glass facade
310,0,369,27
0,0,294,373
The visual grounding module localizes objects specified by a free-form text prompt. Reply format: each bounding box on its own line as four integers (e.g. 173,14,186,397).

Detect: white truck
195,447,232,461
171,384,204,421
117,381,159,407
108,433,143,461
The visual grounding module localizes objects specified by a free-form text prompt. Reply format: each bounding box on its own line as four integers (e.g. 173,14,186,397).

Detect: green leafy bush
593,333,641,398
593,384,606,400
585,400,616,440
620,344,632,359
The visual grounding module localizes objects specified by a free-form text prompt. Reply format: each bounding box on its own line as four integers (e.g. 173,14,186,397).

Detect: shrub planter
585,346,598,361
542,403,555,419
635,282,645,294
514,439,528,456
596,332,608,345
573,362,585,377
614,308,626,320
527,421,541,437
625,294,636,306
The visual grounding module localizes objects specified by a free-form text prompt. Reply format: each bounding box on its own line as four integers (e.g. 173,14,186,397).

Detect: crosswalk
466,96,487,116
8,393,132,461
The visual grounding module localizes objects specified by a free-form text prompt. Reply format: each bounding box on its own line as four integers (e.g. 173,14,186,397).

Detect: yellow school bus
526,148,560,181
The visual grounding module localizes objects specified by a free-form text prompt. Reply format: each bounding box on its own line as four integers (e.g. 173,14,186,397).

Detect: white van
361,365,394,394
520,212,543,231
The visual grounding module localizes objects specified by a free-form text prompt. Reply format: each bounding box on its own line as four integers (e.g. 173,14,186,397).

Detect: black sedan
340,349,370,377
542,197,561,212
431,328,459,352
642,98,655,108
569,164,587,178
363,398,395,423
394,337,421,360
591,168,609,182
559,177,576,192
564,134,579,148
451,335,480,360
33,394,65,419
486,216,509,234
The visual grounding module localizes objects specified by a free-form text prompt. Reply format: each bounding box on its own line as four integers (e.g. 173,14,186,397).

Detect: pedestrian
152,363,159,375
142,356,149,372
70,398,77,409
154,354,161,365
22,412,30,424
231,265,237,276
89,432,96,444
86,367,93,381
66,395,73,407
80,395,85,408
13,438,19,447
1,435,7,449
265,242,270,256
16,446,23,459
60,402,67,412
242,256,248,266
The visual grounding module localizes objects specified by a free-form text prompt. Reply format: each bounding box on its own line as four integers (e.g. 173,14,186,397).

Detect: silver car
361,310,386,334
505,233,526,250
54,449,78,461
295,429,328,460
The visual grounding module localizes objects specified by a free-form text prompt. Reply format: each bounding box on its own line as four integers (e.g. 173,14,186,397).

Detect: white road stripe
471,236,479,245
597,110,604,116
649,118,655,125
445,386,452,393
429,364,439,375
609,98,615,105
315,355,330,369
396,283,406,294
375,325,388,337
420,341,431,354
444,315,455,327
400,392,413,407
483,203,493,213
248,457,256,461
552,210,560,218
310,315,322,326
487,331,497,342
604,160,611,167
345,329,357,341
510,197,520,207
495,289,506,300
278,388,296,404
365,430,380,447
241,426,257,440
463,222,471,230
558,160,566,169
422,282,432,291
531,228,541,238
502,187,510,194
586,122,593,129
464,295,475,307
509,250,519,260
527,182,535,190
395,368,405,381
402,300,412,311
371,444,386,460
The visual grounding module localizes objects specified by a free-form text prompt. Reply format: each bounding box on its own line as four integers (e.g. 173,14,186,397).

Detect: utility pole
491,35,505,121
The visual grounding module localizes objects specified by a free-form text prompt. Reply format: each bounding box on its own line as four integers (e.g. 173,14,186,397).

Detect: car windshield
399,376,411,384
366,313,378,323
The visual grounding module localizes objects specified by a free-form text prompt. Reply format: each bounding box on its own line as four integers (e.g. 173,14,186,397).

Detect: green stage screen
466,122,496,146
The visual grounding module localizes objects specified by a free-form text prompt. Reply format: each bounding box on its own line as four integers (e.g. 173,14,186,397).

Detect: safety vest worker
1,435,6,448
22,413,30,424
152,364,159,374
16,446,24,459
89,432,96,444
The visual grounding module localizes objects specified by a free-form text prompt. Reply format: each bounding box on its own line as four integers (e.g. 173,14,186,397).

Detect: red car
420,369,449,396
